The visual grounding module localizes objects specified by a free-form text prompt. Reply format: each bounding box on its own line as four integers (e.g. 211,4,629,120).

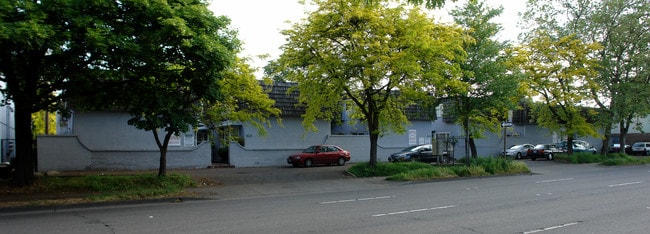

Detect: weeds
556,153,650,166
348,157,530,181
36,174,196,201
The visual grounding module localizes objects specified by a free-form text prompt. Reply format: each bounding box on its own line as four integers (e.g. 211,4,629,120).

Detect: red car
287,145,351,167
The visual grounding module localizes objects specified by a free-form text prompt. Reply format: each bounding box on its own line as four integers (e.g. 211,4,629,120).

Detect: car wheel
547,153,553,161
515,152,522,160
531,156,536,161
337,157,346,166
409,156,418,162
304,159,313,167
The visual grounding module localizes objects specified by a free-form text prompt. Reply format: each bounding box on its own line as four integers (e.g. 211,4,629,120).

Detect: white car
631,142,650,156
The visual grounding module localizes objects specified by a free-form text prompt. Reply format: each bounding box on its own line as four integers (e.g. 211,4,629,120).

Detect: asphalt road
2,161,650,233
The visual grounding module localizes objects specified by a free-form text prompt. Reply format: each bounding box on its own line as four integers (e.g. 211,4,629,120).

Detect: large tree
1,0,239,184
67,0,239,177
276,0,467,166
584,0,650,153
517,31,602,154
521,0,650,153
368,0,451,8
449,0,522,158
1,0,86,186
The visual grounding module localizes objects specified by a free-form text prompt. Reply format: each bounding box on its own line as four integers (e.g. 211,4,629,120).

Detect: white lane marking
372,205,455,217
523,221,581,234
535,193,553,196
536,178,574,183
608,181,644,187
319,196,395,204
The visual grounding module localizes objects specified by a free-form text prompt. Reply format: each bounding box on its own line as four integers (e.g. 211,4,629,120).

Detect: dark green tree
0,0,239,185
69,0,239,177
1,0,86,186
521,0,650,154
449,0,522,158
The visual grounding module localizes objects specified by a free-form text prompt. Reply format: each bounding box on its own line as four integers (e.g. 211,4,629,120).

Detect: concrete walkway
175,163,394,200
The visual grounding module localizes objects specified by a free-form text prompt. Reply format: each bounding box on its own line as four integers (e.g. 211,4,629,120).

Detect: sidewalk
175,163,393,200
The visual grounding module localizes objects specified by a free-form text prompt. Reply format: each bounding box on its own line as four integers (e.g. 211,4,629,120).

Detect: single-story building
38,81,647,171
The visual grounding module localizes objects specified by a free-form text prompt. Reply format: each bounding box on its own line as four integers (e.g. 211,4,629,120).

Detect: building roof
263,81,432,120
263,82,306,117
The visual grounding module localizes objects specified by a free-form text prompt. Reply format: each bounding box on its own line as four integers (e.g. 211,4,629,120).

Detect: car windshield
633,143,644,147
508,145,522,150
302,146,318,153
534,144,547,149
402,145,422,152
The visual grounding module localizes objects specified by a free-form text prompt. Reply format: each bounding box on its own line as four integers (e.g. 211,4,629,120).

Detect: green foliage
467,157,530,174
388,167,457,181
348,162,433,177
364,0,450,9
37,174,195,200
447,1,522,156
600,157,638,166
557,153,650,166
276,0,468,165
521,0,650,154
517,32,602,142
348,157,530,181
201,57,281,138
31,111,57,135
555,152,603,164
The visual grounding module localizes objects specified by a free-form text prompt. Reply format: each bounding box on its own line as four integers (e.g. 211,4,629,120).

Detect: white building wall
38,110,210,171
0,100,14,163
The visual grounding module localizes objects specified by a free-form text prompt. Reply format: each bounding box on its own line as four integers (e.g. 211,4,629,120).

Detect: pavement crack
73,212,116,234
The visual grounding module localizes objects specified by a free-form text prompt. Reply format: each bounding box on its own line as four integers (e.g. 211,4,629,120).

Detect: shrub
387,167,458,181
349,157,529,181
38,174,195,200
348,162,433,177
556,152,602,164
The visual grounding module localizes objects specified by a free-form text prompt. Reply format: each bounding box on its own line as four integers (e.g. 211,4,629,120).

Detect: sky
208,0,527,78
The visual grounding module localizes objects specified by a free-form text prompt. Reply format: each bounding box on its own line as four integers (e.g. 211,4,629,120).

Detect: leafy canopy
201,57,281,140
276,0,468,165
517,31,602,141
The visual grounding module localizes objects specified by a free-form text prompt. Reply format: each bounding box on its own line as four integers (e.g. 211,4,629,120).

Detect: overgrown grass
37,174,196,201
557,153,650,166
348,157,530,181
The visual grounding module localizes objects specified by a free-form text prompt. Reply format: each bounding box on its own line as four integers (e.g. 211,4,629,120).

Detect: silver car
502,144,535,159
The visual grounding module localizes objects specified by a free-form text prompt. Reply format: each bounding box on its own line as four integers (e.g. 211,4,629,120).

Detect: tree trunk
152,130,173,177
600,119,613,155
367,102,379,167
469,136,477,158
11,103,36,186
619,118,631,154
567,135,574,155
367,112,380,167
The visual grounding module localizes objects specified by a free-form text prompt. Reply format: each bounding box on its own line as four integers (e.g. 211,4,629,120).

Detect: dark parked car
630,142,650,156
528,144,563,161
608,144,631,154
287,145,351,167
501,144,535,159
388,144,439,163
